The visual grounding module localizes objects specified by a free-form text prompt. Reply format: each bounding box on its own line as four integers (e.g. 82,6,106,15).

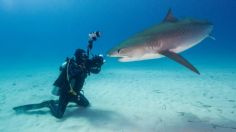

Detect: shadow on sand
62,107,136,129
14,105,137,130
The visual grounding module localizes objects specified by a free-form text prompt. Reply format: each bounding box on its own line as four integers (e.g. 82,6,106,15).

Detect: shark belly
170,35,208,53
119,34,207,62
119,53,163,62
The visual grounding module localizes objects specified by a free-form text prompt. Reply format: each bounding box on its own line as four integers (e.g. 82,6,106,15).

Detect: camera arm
87,31,101,57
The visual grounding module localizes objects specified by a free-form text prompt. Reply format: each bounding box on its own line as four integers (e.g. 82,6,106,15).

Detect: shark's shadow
175,112,236,131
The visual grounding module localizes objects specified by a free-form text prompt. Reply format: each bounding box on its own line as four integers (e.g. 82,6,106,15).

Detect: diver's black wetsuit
48,57,102,118
13,32,103,118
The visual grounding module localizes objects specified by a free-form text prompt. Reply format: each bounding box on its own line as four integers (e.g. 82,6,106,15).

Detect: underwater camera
91,54,104,67
89,54,104,74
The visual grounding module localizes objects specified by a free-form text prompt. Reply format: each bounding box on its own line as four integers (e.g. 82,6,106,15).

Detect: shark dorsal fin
163,8,178,23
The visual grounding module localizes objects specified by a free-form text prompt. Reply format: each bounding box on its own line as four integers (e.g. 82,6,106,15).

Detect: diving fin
13,101,51,112
160,50,200,75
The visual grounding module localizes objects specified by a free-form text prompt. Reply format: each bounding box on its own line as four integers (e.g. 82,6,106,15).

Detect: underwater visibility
0,0,236,132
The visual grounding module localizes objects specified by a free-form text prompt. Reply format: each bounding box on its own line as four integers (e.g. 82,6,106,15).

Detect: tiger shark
107,9,213,74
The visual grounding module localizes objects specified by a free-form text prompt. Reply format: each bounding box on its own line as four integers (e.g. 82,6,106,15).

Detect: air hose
66,59,77,96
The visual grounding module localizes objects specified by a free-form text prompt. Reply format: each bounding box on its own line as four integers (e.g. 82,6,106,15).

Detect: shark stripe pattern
107,9,213,74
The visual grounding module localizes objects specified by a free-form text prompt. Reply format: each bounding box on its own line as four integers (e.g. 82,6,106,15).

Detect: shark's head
107,46,131,58
184,19,213,37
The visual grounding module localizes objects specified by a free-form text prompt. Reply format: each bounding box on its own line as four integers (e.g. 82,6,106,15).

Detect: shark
107,9,213,74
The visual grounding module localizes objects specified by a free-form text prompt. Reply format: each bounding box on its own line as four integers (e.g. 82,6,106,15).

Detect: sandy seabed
0,59,236,132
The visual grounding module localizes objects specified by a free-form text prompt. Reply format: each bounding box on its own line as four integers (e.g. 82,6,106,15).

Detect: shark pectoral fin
160,50,200,75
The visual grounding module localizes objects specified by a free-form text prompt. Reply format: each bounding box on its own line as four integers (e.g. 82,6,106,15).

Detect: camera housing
91,55,104,67
89,54,104,74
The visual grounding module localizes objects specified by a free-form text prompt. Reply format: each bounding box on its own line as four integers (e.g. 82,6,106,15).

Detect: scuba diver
13,31,105,119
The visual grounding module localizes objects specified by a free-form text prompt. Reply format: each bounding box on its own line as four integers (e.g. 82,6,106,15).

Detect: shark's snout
204,23,213,35
191,20,213,36
197,21,213,32
107,47,129,58
203,21,213,28
107,50,118,57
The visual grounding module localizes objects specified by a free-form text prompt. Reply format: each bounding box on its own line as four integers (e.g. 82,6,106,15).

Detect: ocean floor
0,57,236,132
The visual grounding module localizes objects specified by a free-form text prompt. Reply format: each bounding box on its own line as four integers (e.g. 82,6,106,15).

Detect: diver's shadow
15,105,135,129
63,107,135,128
23,110,49,115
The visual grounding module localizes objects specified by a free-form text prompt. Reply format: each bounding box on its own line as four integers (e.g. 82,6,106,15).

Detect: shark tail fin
160,50,200,75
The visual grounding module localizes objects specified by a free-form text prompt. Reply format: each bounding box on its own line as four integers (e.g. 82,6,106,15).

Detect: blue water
0,0,236,131
0,0,235,64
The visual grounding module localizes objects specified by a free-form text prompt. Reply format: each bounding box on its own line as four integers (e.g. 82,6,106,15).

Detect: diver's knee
51,109,64,119
48,101,64,119
77,96,90,107
80,99,90,107
83,102,90,107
